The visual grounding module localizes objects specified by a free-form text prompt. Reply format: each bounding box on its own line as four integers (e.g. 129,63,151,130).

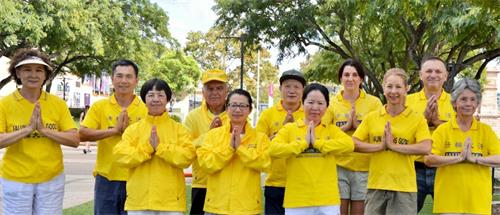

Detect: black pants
190,187,207,215
94,174,127,215
265,186,285,215
415,162,436,213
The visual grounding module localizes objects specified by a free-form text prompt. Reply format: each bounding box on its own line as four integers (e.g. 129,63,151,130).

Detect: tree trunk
0,76,14,90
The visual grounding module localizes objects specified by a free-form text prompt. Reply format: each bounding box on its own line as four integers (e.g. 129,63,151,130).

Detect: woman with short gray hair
425,78,500,214
450,78,482,111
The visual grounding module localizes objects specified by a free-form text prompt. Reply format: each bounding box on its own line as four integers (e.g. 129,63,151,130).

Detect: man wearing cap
0,48,79,214
184,69,230,215
256,69,306,215
406,56,455,213
80,59,148,215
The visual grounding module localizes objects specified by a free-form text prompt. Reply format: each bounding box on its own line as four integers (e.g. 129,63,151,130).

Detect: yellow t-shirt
268,121,354,208
322,90,382,171
184,101,229,188
81,94,147,181
406,89,455,163
256,100,304,187
113,112,195,212
197,123,270,214
432,118,500,214
352,106,431,192
0,90,76,183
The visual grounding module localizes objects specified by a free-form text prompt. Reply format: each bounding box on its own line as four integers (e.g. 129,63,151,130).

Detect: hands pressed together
230,126,241,150
424,95,441,127
149,126,158,151
210,116,223,130
459,137,480,164
27,102,48,135
114,108,130,134
341,103,359,131
283,110,295,125
306,121,315,147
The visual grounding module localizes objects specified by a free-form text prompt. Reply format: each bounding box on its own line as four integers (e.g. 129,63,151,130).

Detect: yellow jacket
268,121,354,208
197,122,271,214
256,100,304,187
184,101,229,188
113,112,195,212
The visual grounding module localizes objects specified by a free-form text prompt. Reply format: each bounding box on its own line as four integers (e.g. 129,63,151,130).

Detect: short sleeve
81,103,100,129
353,114,370,141
431,125,446,155
57,100,77,131
485,125,500,156
415,116,431,143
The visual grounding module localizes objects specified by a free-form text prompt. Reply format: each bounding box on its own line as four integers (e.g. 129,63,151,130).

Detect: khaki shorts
337,166,368,201
364,189,417,215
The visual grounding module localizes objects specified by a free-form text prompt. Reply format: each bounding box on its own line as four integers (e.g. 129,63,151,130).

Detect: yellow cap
202,69,228,84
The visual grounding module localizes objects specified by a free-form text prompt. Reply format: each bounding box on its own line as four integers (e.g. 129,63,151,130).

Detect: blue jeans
94,174,127,215
265,186,285,215
415,162,436,212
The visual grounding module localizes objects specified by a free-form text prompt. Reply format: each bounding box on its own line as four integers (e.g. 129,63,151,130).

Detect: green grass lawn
64,185,445,215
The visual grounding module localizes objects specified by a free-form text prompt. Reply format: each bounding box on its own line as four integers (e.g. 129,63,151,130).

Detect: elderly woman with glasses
425,78,500,215
197,89,271,215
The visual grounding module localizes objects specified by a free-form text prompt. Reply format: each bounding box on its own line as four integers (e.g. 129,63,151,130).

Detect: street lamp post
62,76,67,101
218,33,247,89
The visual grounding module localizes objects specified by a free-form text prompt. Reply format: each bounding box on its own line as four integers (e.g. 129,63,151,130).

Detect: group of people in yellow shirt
0,48,498,215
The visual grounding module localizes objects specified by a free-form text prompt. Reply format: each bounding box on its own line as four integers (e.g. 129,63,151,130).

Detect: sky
150,0,314,72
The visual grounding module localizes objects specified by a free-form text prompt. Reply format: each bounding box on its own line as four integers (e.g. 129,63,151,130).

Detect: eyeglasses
227,103,250,110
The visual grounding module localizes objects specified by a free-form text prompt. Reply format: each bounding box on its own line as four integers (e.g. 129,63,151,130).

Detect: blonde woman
353,68,431,214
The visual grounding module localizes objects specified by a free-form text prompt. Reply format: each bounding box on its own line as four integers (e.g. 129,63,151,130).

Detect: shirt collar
201,100,227,119
296,120,327,128
145,111,169,123
451,117,479,130
379,105,413,117
14,89,48,101
277,99,303,112
336,90,367,102
110,94,141,107
418,89,449,102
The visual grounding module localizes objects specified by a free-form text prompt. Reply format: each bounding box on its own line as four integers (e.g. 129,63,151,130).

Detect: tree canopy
185,28,278,104
0,0,200,98
213,0,499,97
143,50,201,100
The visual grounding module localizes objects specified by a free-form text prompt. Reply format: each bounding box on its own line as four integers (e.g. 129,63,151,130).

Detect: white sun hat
14,56,52,70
